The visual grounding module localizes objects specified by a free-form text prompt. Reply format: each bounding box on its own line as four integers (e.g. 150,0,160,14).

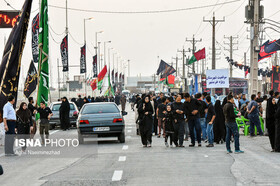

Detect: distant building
126,76,158,93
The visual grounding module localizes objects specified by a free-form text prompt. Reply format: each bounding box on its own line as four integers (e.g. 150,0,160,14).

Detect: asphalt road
0,104,280,186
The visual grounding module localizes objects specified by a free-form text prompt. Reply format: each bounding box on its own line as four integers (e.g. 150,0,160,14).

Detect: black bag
0,164,3,175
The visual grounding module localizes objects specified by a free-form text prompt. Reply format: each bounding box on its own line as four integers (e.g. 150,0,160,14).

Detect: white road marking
126,136,131,139
204,155,209,158
126,126,133,129
112,170,123,181
122,145,128,150
49,130,59,135
127,130,132,133
118,156,126,161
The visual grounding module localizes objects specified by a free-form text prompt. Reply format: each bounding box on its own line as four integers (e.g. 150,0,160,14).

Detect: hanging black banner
24,60,38,98
60,35,69,72
0,0,32,109
272,66,280,92
93,55,97,77
31,13,39,63
80,44,86,74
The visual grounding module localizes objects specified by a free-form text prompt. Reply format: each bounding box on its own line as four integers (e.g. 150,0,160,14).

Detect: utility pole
244,52,247,77
172,55,182,77
186,35,202,74
245,0,264,94
128,60,130,77
204,12,225,70
65,0,70,98
177,48,186,91
224,35,239,77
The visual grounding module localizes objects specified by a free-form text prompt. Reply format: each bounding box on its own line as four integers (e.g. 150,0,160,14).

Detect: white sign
206,69,229,88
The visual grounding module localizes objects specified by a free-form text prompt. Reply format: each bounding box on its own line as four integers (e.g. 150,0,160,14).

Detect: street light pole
104,41,111,67
95,31,103,73
83,17,93,96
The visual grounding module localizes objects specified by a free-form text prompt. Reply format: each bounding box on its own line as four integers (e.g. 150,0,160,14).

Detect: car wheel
118,132,125,143
78,133,84,144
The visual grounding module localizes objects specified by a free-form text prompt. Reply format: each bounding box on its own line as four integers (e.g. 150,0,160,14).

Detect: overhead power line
48,0,241,14
3,0,16,10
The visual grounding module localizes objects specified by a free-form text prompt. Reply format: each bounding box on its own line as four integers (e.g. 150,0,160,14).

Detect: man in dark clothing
76,95,83,110
184,93,202,147
36,102,53,144
28,97,35,116
256,92,263,103
28,97,36,137
172,94,185,147
157,97,167,138
206,96,216,147
266,90,277,151
196,93,207,141
115,94,121,105
157,92,164,105
248,94,263,136
223,94,244,153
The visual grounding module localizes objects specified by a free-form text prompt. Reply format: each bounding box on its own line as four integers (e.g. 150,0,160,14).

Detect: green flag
37,0,49,106
188,55,197,65
105,73,115,96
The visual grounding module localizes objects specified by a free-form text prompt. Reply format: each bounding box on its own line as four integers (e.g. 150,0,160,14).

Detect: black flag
31,13,39,63
0,0,32,109
93,55,97,77
80,44,86,73
156,60,176,78
60,35,69,72
24,60,38,98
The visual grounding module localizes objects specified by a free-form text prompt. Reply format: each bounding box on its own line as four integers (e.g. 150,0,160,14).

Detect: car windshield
52,103,76,111
81,104,119,114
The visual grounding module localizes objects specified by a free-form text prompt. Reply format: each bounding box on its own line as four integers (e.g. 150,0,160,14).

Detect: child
163,104,175,147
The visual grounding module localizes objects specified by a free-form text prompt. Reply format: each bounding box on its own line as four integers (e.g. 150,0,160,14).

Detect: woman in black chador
138,95,154,147
60,97,70,130
213,100,226,144
16,102,33,151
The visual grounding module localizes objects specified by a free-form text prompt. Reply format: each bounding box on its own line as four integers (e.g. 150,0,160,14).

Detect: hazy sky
0,0,280,88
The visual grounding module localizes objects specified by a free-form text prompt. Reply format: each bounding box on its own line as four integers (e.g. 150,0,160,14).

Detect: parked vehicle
49,101,79,129
77,102,126,144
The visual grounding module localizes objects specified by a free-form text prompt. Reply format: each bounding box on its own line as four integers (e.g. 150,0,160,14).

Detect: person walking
163,104,175,147
28,97,36,138
138,95,154,147
60,97,70,130
223,95,244,154
184,93,202,147
261,95,268,135
205,96,216,147
16,102,33,152
3,95,17,156
120,95,127,114
172,94,186,147
156,97,167,138
76,95,83,110
196,93,207,141
266,90,277,152
213,100,226,144
36,102,53,145
247,94,263,136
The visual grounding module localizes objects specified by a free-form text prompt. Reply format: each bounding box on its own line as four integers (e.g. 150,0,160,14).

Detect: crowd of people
133,91,280,153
